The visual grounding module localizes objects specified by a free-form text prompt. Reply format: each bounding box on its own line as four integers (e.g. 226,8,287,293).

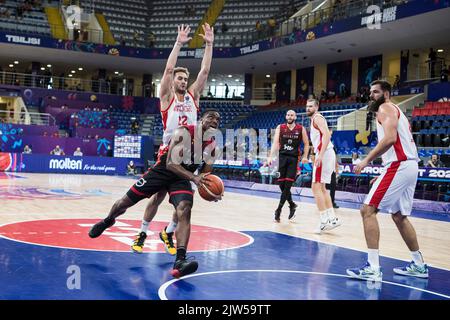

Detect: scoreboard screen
114,135,142,158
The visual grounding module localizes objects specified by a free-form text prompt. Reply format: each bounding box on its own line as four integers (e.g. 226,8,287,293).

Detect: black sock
278,182,286,210
287,192,295,207
176,247,186,261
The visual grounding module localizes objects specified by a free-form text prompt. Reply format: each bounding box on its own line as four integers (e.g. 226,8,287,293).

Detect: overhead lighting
228,75,232,78
71,70,76,73
242,83,245,85
235,79,239,82
14,61,19,64
437,49,444,52
9,64,13,68
47,64,52,68
114,71,119,74
266,74,270,78
219,83,223,85
78,67,83,71
40,67,45,70
68,74,73,77
212,79,216,82
155,79,160,82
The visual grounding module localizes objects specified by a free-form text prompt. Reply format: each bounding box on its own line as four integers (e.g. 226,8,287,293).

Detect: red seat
438,108,447,115
430,108,438,116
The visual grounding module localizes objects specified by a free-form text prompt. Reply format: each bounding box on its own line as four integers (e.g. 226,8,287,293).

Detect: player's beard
368,95,385,112
287,119,294,124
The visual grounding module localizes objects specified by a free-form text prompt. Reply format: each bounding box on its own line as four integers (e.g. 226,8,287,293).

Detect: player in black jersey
268,110,310,222
88,111,221,278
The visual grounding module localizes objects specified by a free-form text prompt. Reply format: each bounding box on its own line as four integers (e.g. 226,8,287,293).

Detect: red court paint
0,219,252,253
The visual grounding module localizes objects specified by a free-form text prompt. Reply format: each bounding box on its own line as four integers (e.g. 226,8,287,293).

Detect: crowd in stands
70,108,114,130
0,0,44,20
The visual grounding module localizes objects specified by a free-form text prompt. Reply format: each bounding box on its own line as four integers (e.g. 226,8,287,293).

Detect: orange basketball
198,174,224,202
0,153,12,171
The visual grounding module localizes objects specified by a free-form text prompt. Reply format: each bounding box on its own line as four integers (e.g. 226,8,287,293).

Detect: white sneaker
324,217,341,231
314,220,329,234
347,262,383,282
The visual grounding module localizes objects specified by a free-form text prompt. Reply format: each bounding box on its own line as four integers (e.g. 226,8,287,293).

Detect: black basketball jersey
279,123,303,157
157,125,214,173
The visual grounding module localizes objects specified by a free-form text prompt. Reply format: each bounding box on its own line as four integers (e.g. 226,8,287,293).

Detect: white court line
158,269,450,300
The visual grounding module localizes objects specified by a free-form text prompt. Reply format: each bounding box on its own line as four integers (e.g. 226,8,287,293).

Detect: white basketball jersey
161,91,199,147
376,104,418,165
310,113,333,154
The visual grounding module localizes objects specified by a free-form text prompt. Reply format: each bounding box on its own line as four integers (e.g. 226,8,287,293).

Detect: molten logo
49,158,82,170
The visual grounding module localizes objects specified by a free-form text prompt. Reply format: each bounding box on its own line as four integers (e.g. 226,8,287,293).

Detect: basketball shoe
88,217,115,238
324,216,341,231
314,219,329,234
274,208,281,222
171,257,198,278
346,261,383,282
288,203,297,220
393,261,429,279
131,232,147,253
159,227,176,255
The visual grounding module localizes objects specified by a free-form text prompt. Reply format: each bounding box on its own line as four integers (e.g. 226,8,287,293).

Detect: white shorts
364,160,418,215
312,148,336,184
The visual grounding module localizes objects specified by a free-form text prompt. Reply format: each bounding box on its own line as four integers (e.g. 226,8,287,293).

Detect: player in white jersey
347,80,428,282
306,98,341,234
130,23,214,254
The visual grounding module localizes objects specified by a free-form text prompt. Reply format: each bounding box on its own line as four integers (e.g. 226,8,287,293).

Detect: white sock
140,220,149,234
367,249,380,268
411,251,425,266
327,208,336,219
319,210,329,223
166,220,177,234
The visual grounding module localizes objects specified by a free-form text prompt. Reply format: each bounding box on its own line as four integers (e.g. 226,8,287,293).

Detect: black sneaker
274,208,281,223
170,257,198,278
88,218,115,238
333,203,339,209
288,203,297,220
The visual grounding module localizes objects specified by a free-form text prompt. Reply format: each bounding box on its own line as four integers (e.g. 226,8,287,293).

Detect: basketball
198,174,224,202
0,153,12,171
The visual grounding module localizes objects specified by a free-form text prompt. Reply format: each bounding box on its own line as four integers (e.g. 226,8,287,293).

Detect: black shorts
126,166,194,208
278,155,299,182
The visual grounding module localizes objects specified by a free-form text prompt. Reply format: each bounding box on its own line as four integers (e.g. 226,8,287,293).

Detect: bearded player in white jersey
347,80,428,282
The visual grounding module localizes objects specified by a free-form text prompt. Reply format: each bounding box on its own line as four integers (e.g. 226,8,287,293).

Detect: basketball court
1,172,448,300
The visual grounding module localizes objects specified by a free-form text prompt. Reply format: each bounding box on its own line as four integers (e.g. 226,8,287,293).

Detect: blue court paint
0,231,448,300
225,187,450,222
84,189,112,196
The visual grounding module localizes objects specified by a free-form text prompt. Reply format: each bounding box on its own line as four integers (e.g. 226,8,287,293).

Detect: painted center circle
0,219,252,253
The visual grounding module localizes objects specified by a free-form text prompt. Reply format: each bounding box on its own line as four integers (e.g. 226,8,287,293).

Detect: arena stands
80,0,148,47
235,102,365,130
0,0,51,36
